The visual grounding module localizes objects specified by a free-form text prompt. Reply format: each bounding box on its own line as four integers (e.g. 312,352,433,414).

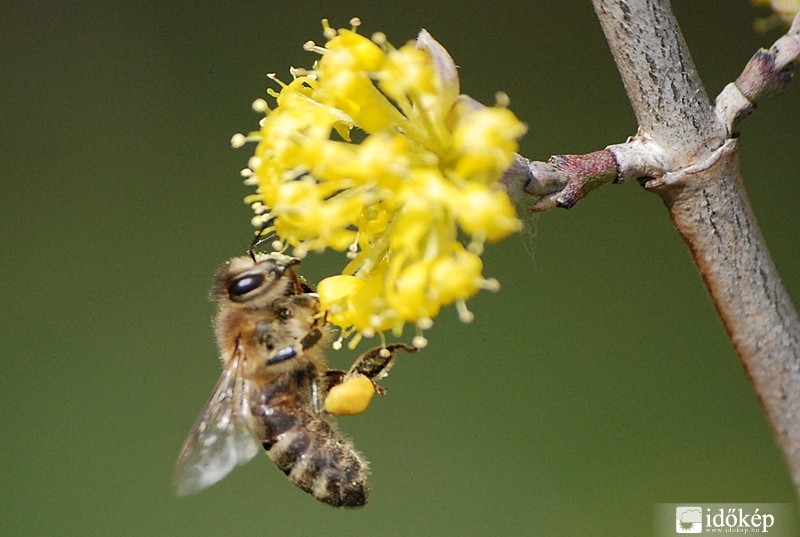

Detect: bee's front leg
287,292,320,310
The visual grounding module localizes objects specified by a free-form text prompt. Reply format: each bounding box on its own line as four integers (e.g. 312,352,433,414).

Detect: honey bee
174,253,413,507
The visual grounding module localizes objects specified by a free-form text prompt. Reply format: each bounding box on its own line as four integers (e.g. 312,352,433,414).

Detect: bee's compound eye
228,273,265,297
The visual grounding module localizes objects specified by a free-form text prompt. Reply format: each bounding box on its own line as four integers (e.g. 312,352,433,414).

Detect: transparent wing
174,349,260,496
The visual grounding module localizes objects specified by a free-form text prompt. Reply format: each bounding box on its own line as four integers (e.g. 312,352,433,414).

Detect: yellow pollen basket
324,374,376,415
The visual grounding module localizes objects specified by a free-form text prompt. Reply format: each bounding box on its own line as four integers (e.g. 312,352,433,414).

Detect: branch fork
505,11,800,214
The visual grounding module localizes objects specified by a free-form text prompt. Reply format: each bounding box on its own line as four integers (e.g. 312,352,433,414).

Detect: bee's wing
174,350,260,496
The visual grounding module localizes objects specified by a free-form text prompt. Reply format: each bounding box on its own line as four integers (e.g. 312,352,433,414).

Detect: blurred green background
3,1,799,535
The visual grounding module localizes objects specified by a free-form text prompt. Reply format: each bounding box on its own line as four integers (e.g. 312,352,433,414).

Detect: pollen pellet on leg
324,374,375,415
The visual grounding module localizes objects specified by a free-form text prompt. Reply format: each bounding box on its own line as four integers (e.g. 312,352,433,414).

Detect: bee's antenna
248,218,277,261
248,231,274,261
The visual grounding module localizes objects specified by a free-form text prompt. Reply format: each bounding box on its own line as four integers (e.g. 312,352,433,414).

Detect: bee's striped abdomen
253,372,369,507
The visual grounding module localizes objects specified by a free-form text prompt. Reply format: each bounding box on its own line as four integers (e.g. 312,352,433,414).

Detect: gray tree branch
591,0,800,496
502,6,800,493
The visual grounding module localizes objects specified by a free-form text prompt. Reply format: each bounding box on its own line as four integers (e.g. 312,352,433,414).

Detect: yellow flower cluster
235,19,526,347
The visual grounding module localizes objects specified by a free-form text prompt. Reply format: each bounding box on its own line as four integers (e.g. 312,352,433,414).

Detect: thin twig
504,11,800,213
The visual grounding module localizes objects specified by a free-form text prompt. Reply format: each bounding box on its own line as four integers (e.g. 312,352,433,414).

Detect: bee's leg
285,268,310,295
321,344,417,394
348,344,417,386
288,293,320,310
310,370,344,414
319,370,346,393
264,328,324,366
320,344,417,416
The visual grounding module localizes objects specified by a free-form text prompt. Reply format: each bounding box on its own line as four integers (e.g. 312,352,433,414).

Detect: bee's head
213,253,301,305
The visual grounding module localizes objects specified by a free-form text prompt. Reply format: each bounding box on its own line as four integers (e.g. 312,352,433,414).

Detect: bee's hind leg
322,343,417,394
